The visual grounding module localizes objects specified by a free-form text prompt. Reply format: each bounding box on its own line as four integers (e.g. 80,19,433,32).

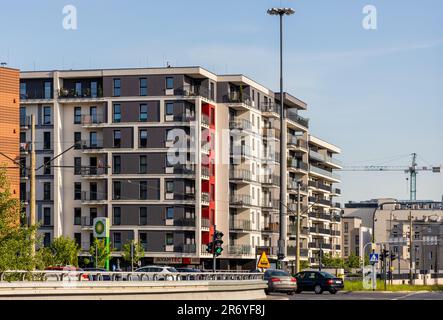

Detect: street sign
257,251,270,269
369,253,379,264
93,217,110,238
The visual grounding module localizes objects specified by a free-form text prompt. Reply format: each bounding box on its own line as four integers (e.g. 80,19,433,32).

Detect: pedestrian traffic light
213,230,224,256
206,241,213,254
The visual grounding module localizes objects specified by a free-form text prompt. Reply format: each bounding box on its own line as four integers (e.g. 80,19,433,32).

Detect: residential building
341,216,372,259
19,67,341,269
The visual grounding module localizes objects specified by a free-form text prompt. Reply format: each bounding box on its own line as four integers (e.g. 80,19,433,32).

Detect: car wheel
295,289,302,294
329,289,337,294
287,291,295,295
314,285,323,294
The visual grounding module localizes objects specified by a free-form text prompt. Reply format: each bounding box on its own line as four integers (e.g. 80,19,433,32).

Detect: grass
344,280,443,292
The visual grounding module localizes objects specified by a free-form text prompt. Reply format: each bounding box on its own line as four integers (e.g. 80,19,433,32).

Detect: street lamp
267,7,295,270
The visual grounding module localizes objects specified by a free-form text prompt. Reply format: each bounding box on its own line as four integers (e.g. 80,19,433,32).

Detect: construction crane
342,153,441,201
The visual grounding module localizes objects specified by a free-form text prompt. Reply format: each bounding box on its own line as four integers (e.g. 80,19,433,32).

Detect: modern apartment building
19,67,341,269
0,66,20,205
341,216,372,259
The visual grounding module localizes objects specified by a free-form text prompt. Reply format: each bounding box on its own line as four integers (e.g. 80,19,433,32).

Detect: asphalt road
266,291,443,300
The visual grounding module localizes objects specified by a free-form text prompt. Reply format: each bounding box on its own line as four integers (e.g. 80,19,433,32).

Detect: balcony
81,191,107,204
260,102,280,116
309,150,343,168
287,181,308,193
201,114,210,127
263,222,279,233
309,211,332,221
81,140,104,152
287,112,309,129
201,165,210,178
201,192,210,205
287,247,309,257
331,215,341,223
262,126,280,139
201,218,210,229
287,136,308,151
81,216,94,228
229,169,256,183
173,218,196,227
262,175,279,187
309,242,332,250
20,142,30,155
80,167,108,178
310,227,331,235
222,93,254,110
228,245,254,256
287,159,309,172
229,118,252,132
81,114,106,127
230,145,253,159
230,219,256,232
309,196,332,207
20,89,53,101
308,180,332,192
58,87,103,100
175,244,197,253
230,194,252,207
261,199,279,210
309,165,340,182
332,188,341,195
262,150,280,163
175,85,214,101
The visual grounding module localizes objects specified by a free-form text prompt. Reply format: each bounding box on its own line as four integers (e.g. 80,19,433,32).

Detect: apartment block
19,67,341,269
0,66,20,205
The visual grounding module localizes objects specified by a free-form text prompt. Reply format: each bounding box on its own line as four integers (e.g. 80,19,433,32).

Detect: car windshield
270,270,290,277
319,272,335,278
167,267,177,272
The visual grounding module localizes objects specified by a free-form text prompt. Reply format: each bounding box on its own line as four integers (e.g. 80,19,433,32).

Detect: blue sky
1,0,442,203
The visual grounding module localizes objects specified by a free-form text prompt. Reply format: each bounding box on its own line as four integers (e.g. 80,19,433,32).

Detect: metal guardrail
0,271,263,282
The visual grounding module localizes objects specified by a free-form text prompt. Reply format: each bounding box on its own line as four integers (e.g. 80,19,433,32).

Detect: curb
345,290,434,294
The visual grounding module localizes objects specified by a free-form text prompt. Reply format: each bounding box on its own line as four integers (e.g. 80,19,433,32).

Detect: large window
91,81,98,98
20,82,26,98
43,132,51,150
43,182,51,200
139,104,148,122
166,102,174,116
43,207,51,226
74,182,82,200
165,233,174,246
139,129,148,148
74,208,81,225
74,107,82,124
113,207,121,225
113,104,121,123
139,78,147,96
166,77,174,90
166,207,174,220
75,82,82,96
44,81,51,99
113,156,121,174
74,132,82,149
139,155,147,174
113,181,121,200
113,130,121,148
166,181,174,193
139,181,148,200
139,207,147,225
113,233,122,250
43,106,51,124
20,107,26,126
113,79,121,97
74,157,81,175
43,157,51,175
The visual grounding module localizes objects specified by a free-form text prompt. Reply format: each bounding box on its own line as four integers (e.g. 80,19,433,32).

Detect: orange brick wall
0,67,20,198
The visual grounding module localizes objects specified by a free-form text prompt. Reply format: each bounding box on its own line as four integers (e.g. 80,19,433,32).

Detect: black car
294,271,344,294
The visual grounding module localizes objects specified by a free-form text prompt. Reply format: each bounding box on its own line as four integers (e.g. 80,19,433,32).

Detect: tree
322,253,345,269
300,260,310,270
344,253,361,270
122,241,145,270
40,236,79,267
89,238,112,268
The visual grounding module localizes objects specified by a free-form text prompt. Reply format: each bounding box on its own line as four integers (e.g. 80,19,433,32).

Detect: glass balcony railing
309,165,340,180
287,112,309,128
309,150,342,167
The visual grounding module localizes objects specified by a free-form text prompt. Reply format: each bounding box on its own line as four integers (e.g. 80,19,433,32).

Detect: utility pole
30,114,36,258
212,224,216,272
409,210,414,284
295,182,301,273
131,239,134,272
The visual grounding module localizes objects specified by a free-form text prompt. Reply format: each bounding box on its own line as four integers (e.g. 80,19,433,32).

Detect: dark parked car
176,268,202,273
83,268,112,281
263,269,297,295
294,271,344,294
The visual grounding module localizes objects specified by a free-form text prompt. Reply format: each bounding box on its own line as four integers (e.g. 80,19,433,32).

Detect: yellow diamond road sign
257,251,270,269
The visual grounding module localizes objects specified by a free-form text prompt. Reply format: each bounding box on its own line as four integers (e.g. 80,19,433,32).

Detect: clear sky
1,0,442,203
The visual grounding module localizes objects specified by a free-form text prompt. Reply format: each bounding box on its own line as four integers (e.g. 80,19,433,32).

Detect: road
266,291,443,300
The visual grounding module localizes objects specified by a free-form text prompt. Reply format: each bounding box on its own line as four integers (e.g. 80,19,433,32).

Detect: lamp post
267,7,295,270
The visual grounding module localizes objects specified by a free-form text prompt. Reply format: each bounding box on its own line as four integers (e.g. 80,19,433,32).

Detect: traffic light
206,241,213,254
390,253,397,261
213,230,224,256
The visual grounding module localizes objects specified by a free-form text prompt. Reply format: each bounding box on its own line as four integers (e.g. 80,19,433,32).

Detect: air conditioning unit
165,245,174,252
165,167,174,174
165,89,174,96
165,115,174,121
165,219,174,226
165,193,174,200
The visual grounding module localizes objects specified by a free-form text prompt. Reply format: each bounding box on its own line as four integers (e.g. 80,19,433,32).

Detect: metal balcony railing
287,159,309,171
58,87,103,99
262,175,280,186
228,245,254,256
260,102,280,114
229,118,252,131
81,140,104,150
81,114,105,125
201,218,210,228
81,216,94,227
263,222,279,233
81,191,107,202
80,167,108,176
229,219,255,231
173,218,196,227
229,169,254,182
309,197,332,207
230,194,252,206
261,199,279,209
222,93,253,108
201,192,210,203
288,136,308,149
308,180,332,192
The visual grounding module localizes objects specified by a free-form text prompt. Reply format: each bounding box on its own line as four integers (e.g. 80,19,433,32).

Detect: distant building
341,216,372,259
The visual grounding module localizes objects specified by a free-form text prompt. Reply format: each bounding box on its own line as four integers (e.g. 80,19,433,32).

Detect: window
113,79,121,97
44,81,51,99
113,181,121,200
20,82,26,98
113,207,121,225
166,181,174,193
74,233,81,246
166,102,174,115
344,222,349,233
210,109,215,125
139,129,148,148
113,130,121,148
74,132,82,149
165,233,173,246
166,77,174,90
43,207,51,226
139,78,147,96
74,208,81,225
43,106,51,124
20,107,26,126
43,233,51,248
91,81,98,98
139,181,148,200
139,207,147,225
166,207,174,219
74,107,82,124
139,104,148,122
113,156,121,174
90,106,97,123
90,132,98,148
90,208,97,222
43,132,51,150
43,182,51,200
75,82,82,96
113,104,121,123
74,182,82,200
113,232,122,250
74,157,81,175
43,157,51,175
140,233,147,249
139,155,147,174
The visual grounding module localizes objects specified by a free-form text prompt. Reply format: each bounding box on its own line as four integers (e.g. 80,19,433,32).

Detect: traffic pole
30,114,36,259
295,183,301,273
212,224,216,272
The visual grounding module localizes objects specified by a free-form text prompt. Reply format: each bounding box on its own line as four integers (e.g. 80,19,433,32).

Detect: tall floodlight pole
267,7,295,269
